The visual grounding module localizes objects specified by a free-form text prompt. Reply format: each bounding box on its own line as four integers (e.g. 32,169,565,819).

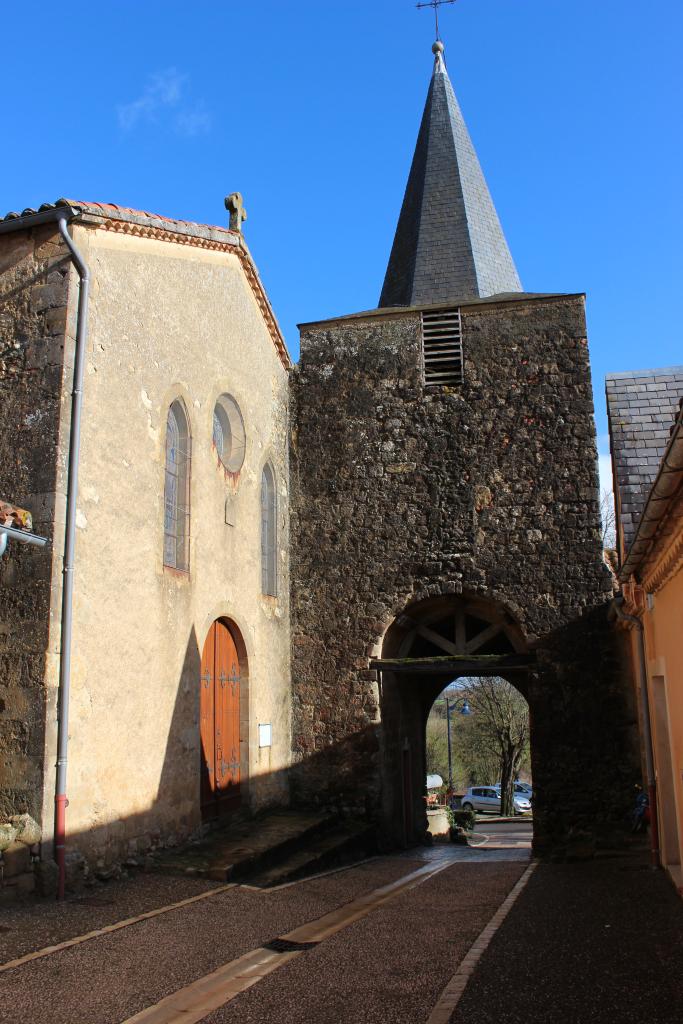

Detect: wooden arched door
200,620,242,818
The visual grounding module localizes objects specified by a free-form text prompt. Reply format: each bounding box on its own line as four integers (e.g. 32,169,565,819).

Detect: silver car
495,781,533,798
461,786,532,815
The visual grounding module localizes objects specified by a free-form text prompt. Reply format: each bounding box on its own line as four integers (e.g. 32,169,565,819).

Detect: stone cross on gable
225,192,248,233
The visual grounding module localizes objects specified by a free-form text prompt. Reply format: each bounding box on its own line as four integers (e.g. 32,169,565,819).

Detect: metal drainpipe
612,595,660,868
54,217,90,900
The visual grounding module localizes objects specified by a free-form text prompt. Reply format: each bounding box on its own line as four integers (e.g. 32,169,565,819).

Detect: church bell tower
289,36,634,856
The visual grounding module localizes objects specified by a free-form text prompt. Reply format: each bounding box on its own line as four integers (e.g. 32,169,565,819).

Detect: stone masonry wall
290,296,636,846
0,225,71,822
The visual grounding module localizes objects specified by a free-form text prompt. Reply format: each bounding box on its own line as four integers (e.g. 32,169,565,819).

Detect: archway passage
200,620,242,819
428,677,532,820
374,593,534,847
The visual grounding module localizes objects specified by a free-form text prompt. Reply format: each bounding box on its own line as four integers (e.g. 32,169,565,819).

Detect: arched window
212,394,246,473
261,463,277,596
164,400,191,572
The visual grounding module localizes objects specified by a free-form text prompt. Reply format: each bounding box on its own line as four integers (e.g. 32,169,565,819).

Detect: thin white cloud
118,69,211,136
118,68,186,130
175,104,212,138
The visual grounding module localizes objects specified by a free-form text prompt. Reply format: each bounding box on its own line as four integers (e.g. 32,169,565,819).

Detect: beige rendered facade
0,201,292,868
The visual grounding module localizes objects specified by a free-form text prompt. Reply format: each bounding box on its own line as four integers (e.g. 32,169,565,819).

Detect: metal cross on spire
416,0,458,41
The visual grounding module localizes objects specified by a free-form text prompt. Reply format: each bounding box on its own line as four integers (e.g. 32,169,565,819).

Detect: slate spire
379,41,522,307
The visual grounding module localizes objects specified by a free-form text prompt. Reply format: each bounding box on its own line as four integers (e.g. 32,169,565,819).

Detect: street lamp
445,695,472,797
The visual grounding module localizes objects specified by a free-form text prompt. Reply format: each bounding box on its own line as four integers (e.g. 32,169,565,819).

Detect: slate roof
606,366,683,551
379,44,521,309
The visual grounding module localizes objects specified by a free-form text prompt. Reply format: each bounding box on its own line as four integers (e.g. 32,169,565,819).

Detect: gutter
51,217,90,900
611,596,660,868
0,202,80,235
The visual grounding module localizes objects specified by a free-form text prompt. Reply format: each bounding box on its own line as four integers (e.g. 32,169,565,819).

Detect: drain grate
263,937,319,953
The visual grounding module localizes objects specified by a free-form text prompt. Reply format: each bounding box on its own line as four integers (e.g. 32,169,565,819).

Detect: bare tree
458,677,530,816
600,488,616,551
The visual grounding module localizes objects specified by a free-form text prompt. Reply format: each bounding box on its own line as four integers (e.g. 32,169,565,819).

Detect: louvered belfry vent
421,308,463,386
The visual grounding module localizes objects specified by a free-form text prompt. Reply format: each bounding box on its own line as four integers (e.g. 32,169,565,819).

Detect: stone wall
290,295,638,849
0,225,70,822
532,606,640,857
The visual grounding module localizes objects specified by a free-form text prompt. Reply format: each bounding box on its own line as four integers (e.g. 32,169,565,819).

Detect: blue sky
3,1,681,485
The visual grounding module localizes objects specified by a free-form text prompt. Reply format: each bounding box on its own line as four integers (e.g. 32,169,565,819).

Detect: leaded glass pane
261,463,277,596
163,401,191,572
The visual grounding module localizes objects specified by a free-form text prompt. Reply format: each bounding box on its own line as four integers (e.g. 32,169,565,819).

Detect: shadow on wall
530,603,642,857
53,723,385,896
37,627,203,885
40,602,641,895
42,625,256,886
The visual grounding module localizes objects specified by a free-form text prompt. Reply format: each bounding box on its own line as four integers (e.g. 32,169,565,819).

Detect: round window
212,395,246,473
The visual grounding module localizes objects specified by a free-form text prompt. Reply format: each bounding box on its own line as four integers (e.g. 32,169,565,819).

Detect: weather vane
416,0,457,41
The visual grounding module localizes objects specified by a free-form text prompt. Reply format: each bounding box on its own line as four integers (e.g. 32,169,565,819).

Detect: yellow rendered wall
644,566,683,875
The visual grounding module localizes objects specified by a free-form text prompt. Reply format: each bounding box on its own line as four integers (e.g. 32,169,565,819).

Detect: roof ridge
605,365,683,380
62,198,238,237
2,197,239,239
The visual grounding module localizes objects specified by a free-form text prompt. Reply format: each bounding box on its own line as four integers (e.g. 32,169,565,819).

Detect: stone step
245,823,376,888
148,810,336,882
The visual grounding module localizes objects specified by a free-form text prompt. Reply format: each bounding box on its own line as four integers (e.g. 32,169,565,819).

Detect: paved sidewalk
2,826,681,1024
450,851,683,1024
204,858,526,1024
0,848,525,1024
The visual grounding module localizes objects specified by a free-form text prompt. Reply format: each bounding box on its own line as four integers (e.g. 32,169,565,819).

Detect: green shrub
447,808,476,831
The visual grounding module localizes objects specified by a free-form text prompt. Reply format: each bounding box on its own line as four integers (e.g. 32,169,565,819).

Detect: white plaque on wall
258,723,272,748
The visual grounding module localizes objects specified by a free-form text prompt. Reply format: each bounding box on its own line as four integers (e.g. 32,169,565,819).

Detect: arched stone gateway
290,289,644,858
377,593,531,848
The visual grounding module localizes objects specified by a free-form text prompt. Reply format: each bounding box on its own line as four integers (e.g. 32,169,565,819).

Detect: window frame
260,462,277,597
212,393,246,475
163,399,192,573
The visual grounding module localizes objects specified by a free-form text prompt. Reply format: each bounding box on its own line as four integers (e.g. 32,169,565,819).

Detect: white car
461,786,532,815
